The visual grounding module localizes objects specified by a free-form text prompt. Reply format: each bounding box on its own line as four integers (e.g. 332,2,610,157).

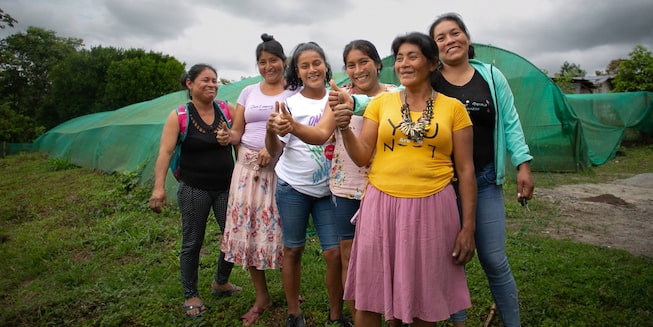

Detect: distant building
571,75,614,94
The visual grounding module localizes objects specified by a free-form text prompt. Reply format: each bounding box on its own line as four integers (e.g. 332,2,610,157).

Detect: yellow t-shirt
364,91,472,198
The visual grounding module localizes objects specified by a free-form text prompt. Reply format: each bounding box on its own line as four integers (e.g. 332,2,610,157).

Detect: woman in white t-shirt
265,41,347,327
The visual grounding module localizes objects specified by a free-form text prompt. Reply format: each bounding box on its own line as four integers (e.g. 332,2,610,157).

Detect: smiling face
296,49,327,91
257,50,285,85
187,68,218,103
394,42,435,88
345,49,381,95
431,19,471,66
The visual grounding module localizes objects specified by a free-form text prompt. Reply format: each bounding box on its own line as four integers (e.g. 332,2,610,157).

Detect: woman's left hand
452,228,476,265
257,147,272,168
216,121,230,146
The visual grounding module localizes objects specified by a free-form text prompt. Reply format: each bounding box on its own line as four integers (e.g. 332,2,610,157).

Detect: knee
322,247,341,263
479,253,510,276
284,246,304,262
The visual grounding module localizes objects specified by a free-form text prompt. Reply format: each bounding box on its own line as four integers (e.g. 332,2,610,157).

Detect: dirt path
535,173,653,257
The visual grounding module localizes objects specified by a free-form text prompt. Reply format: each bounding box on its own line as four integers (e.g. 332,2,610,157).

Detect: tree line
1,9,652,143
0,24,185,142
552,45,653,94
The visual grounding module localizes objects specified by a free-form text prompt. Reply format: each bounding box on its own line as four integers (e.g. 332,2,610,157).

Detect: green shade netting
33,44,653,200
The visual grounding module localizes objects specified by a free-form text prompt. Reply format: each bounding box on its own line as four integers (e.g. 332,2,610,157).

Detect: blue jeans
331,195,358,241
450,163,521,326
275,178,339,251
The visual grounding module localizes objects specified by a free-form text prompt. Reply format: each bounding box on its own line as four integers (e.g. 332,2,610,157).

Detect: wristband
339,125,351,131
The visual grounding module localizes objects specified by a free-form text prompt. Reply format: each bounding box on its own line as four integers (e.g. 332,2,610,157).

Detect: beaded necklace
398,90,435,142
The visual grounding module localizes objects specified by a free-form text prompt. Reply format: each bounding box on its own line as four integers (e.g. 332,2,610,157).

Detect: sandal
183,300,206,318
241,304,271,326
210,282,243,297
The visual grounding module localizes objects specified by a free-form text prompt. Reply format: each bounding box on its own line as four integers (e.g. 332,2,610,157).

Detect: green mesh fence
33,44,653,200
566,91,652,165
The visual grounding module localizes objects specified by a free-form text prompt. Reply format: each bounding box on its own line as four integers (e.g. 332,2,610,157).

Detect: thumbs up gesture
328,80,354,130
216,121,230,146
267,101,294,136
328,80,353,108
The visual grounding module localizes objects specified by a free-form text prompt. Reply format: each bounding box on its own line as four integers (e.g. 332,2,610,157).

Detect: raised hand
332,102,354,130
216,121,230,146
328,80,353,109
267,101,293,136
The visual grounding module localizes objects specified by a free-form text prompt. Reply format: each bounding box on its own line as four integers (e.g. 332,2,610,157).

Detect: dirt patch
535,173,653,257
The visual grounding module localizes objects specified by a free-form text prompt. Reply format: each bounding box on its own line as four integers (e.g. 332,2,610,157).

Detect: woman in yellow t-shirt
332,32,477,327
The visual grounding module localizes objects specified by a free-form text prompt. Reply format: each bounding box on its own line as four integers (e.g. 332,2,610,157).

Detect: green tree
605,59,626,76
44,46,123,126
38,46,185,128
612,45,653,92
0,103,41,142
0,8,17,29
554,61,586,93
0,27,82,138
100,49,185,111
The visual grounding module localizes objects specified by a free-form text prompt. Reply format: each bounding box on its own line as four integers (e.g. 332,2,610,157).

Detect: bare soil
535,173,653,257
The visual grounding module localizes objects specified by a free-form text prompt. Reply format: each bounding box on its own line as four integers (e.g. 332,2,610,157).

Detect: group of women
149,12,534,327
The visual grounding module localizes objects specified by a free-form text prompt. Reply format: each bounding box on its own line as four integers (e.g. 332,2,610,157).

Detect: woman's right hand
149,189,166,213
333,103,354,130
267,101,293,136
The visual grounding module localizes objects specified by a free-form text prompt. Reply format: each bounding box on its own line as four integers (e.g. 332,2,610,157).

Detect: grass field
1,144,652,326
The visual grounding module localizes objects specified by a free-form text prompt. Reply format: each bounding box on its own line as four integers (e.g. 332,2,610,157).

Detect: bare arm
217,102,243,146
290,102,337,145
149,110,179,213
337,109,377,166
451,125,477,265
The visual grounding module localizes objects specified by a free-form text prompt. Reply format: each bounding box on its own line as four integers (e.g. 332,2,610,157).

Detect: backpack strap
176,103,190,143
214,100,232,128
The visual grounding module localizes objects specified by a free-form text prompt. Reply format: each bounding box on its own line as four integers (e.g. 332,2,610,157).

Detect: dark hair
180,63,217,99
428,12,475,59
391,32,439,87
256,33,286,62
342,39,383,71
284,41,332,91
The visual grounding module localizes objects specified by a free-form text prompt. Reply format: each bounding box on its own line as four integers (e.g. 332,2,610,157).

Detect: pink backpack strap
214,100,232,127
177,104,189,142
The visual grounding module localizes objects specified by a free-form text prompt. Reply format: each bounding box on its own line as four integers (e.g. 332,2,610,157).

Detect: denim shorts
331,195,358,240
276,178,339,251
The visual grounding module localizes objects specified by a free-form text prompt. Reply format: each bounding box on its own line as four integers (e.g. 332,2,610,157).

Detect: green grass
1,147,652,327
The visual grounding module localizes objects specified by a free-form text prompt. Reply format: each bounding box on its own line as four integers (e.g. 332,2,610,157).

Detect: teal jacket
352,58,532,185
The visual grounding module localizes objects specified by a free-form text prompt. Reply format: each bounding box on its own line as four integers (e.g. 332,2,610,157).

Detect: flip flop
241,304,272,326
210,283,243,297
183,301,206,318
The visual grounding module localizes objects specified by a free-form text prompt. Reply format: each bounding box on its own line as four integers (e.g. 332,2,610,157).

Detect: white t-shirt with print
275,91,332,198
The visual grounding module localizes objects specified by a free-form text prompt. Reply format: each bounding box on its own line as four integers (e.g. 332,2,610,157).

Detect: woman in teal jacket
430,13,534,327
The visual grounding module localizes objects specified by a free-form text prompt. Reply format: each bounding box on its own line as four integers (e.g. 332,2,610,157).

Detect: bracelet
339,125,351,131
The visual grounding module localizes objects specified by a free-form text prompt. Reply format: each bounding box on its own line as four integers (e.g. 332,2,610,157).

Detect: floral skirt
221,146,283,270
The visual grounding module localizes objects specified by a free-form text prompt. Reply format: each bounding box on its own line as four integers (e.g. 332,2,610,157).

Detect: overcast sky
2,0,652,81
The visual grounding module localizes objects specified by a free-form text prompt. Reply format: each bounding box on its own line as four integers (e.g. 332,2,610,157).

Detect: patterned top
329,84,396,199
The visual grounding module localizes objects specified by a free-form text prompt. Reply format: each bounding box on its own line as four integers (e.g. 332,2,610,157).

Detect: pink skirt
344,184,471,323
221,146,283,270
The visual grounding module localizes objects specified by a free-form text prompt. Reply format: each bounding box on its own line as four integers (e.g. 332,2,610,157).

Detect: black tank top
179,102,234,191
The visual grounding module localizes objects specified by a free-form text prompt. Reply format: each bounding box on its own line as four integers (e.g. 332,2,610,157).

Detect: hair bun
261,33,274,42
